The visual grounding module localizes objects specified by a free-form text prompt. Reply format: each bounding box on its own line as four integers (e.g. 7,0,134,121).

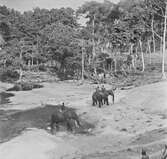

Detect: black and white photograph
0,0,167,158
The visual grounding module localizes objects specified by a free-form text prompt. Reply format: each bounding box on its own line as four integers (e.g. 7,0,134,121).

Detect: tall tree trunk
31,56,34,66
19,48,23,82
151,16,156,54
92,15,96,75
37,59,39,66
19,67,23,82
139,40,145,72
81,40,85,81
37,59,39,73
132,54,136,72
145,42,149,54
36,36,39,72
28,60,31,71
134,44,139,68
130,44,133,55
3,59,6,68
114,58,117,73
162,3,167,79
129,44,134,71
88,55,91,65
148,40,151,64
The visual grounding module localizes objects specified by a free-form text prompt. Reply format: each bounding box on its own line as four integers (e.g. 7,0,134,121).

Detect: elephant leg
50,125,54,134
95,100,98,105
67,120,73,132
50,122,54,134
93,99,97,106
56,123,59,131
50,121,57,134
101,100,103,107
106,98,109,105
103,99,105,104
100,99,105,105
99,102,101,108
112,95,114,104
74,120,79,128
51,122,59,134
99,99,102,108
103,97,108,105
76,119,81,128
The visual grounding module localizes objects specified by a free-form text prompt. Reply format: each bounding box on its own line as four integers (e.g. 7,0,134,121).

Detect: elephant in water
50,104,81,133
92,88,115,108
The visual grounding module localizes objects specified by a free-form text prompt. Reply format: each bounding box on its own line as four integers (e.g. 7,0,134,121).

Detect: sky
0,0,120,12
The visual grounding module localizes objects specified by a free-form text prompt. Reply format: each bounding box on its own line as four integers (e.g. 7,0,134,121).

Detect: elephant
101,89,114,105
63,109,81,127
50,109,66,133
92,91,103,108
50,106,81,133
92,89,115,108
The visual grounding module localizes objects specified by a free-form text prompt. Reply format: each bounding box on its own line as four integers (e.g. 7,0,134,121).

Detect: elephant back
101,90,109,96
92,91,103,101
51,110,65,123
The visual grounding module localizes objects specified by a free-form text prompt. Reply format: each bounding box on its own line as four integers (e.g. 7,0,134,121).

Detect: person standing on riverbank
141,149,149,159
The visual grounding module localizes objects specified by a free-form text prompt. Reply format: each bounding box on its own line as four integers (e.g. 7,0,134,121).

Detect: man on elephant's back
101,85,106,92
95,86,100,92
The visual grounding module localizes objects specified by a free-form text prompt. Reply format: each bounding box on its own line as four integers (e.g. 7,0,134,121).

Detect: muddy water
0,104,94,143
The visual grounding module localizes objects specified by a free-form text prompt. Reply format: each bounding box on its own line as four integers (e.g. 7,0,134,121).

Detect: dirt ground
0,79,167,159
0,52,167,159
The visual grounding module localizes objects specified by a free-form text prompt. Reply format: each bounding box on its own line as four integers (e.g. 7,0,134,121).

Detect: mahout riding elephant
50,105,81,133
92,88,115,108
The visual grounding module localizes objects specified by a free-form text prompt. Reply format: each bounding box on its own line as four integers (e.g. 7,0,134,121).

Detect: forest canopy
0,0,166,81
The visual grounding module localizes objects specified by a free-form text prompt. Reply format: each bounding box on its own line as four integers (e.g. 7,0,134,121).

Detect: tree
77,1,123,75
1,1,167,82
40,22,81,77
145,0,167,79
162,2,167,79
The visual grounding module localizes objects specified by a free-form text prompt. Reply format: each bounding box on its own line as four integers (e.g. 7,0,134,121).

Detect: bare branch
148,0,165,17
151,0,165,16
144,23,162,40
152,29,162,40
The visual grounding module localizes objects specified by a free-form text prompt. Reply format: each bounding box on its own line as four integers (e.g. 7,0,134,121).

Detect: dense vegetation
0,0,166,82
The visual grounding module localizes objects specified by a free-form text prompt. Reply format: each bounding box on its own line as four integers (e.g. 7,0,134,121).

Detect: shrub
39,65,47,72
0,68,19,82
7,82,43,91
